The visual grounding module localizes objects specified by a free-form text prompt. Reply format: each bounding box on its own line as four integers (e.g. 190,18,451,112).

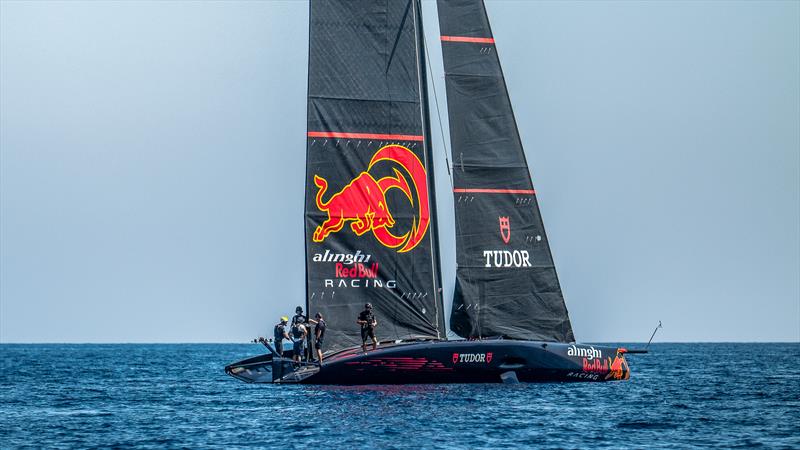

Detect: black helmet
365,303,372,309
296,306,303,313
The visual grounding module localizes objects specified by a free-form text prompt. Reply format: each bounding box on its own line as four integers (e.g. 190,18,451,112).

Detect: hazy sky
1,1,798,343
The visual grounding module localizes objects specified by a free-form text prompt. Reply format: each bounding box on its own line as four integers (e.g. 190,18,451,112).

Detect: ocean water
1,343,798,449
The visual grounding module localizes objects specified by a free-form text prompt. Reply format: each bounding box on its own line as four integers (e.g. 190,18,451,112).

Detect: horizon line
1,340,798,345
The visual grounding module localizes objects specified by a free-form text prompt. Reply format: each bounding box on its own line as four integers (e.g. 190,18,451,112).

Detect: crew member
292,306,311,361
291,320,308,363
292,306,308,326
357,303,378,352
273,316,290,357
313,312,326,364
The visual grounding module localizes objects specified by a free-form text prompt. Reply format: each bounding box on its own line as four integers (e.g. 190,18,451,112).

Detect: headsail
437,0,575,342
305,0,445,353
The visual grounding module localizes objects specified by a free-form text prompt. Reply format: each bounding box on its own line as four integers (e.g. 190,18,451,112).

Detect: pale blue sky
1,1,798,343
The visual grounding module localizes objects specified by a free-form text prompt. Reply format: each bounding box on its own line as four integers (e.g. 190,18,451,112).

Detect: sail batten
438,0,575,343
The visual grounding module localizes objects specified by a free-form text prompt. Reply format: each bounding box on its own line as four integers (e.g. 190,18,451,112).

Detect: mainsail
437,0,575,342
305,0,445,353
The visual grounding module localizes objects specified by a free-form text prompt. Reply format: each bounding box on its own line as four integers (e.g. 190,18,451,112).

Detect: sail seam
441,73,504,79
309,95,419,104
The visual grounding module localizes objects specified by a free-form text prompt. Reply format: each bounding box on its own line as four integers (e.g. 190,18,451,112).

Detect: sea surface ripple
1,343,798,449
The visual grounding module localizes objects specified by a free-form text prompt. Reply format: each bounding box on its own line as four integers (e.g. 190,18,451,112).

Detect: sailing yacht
226,0,634,384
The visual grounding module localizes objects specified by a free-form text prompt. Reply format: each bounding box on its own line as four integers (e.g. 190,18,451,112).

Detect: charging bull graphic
605,352,630,381
312,144,430,253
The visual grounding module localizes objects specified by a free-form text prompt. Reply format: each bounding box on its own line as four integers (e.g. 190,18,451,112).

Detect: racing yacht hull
225,340,630,384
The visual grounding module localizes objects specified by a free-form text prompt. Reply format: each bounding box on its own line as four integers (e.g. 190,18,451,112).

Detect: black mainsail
437,0,575,343
304,0,445,353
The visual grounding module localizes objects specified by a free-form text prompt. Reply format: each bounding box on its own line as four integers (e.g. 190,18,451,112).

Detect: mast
437,0,575,343
303,0,312,318
412,0,446,338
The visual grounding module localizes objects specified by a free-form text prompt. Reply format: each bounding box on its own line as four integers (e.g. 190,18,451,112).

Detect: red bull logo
578,351,630,380
312,145,430,253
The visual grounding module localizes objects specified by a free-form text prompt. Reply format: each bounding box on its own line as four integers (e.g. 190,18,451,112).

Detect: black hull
225,340,631,384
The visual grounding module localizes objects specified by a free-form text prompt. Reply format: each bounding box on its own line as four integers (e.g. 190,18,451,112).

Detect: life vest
291,323,305,339
274,323,285,341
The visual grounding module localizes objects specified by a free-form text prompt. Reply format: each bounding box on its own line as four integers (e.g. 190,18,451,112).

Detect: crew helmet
365,303,372,309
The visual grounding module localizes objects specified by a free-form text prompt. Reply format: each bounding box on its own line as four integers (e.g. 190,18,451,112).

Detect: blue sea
1,343,798,448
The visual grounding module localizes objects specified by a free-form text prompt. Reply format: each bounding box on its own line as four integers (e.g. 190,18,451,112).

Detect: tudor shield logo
499,216,510,244
312,145,430,253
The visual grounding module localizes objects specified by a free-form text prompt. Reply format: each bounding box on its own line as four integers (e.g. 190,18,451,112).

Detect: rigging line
422,22,453,188
412,0,443,340
420,1,460,337
422,5,480,339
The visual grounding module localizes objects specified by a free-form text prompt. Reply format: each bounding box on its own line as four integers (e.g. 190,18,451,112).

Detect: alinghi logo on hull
567,345,602,361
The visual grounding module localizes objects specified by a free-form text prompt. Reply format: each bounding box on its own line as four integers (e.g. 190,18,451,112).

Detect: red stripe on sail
453,188,536,194
307,131,424,141
440,36,495,44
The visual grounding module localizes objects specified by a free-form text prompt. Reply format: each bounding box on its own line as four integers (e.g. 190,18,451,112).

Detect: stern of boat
225,353,275,383
225,350,322,384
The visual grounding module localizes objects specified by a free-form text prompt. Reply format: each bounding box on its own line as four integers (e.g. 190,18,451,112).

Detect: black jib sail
437,0,575,343
305,0,445,353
